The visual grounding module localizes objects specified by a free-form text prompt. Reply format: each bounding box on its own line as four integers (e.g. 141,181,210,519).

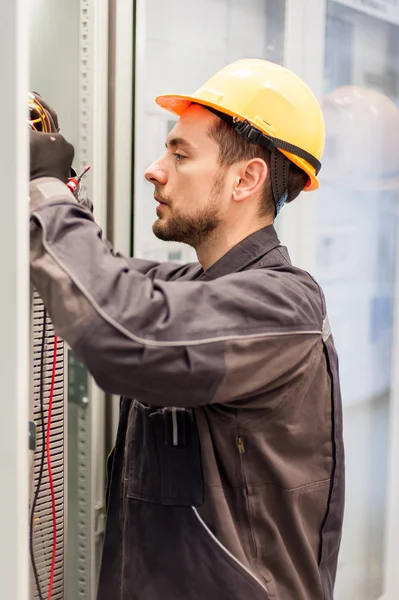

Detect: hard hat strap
271,147,290,216
233,119,321,175
204,105,321,174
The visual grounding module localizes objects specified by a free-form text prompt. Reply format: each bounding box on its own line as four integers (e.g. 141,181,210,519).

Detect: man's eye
173,152,186,162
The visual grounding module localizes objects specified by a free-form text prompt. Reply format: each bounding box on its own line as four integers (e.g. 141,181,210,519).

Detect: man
30,59,344,600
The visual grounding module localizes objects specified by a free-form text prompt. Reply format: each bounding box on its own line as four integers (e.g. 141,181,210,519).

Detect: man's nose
144,157,167,186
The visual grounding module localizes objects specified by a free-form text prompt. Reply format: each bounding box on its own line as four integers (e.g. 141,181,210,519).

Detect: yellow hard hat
156,59,325,192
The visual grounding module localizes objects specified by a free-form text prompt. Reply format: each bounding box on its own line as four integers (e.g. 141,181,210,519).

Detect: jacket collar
196,225,281,281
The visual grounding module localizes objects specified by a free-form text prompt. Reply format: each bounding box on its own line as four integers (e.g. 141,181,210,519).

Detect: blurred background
3,0,399,598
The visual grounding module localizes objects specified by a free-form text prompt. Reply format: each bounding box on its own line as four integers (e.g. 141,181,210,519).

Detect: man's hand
30,130,74,183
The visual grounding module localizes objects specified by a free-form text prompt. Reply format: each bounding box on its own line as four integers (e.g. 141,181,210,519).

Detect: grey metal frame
66,1,110,599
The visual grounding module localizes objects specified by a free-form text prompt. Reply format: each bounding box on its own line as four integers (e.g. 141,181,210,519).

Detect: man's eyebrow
165,137,196,150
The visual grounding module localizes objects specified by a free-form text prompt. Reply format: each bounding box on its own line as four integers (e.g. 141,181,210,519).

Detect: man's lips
154,196,169,210
154,196,169,213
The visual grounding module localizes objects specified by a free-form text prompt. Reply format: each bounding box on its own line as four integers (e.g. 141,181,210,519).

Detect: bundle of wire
28,92,53,133
29,92,59,600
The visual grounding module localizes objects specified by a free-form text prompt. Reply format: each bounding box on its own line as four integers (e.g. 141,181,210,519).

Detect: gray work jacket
30,178,345,600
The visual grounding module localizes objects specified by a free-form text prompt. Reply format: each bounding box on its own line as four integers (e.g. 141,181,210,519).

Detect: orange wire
28,96,52,132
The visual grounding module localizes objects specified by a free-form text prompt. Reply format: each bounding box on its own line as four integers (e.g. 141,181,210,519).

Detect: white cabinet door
0,2,30,599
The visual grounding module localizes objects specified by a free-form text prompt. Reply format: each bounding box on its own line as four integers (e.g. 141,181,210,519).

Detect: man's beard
152,173,225,248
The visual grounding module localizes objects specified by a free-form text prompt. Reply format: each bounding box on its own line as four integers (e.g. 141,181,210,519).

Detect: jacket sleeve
30,178,324,407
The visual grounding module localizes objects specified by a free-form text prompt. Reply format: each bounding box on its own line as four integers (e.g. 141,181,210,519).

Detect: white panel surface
0,0,30,598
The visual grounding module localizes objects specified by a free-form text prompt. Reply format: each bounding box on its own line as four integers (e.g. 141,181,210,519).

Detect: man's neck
196,219,273,271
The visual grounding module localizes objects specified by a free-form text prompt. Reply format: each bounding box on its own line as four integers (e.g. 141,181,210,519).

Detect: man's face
144,104,229,248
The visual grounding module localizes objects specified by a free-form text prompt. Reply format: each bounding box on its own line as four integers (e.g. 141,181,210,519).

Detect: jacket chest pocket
125,400,204,506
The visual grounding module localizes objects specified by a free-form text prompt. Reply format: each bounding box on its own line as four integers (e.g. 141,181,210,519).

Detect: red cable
46,335,58,600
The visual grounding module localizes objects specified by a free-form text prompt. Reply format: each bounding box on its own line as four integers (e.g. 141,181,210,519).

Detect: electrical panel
30,291,66,599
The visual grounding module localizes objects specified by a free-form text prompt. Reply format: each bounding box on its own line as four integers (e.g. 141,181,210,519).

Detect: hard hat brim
156,93,319,192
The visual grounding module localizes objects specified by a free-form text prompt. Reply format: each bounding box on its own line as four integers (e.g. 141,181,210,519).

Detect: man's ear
231,158,268,203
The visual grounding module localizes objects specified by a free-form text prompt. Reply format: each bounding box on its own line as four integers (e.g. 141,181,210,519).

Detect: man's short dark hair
208,117,309,217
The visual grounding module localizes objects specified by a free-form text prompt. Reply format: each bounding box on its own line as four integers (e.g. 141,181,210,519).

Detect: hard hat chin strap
271,147,290,216
233,118,289,215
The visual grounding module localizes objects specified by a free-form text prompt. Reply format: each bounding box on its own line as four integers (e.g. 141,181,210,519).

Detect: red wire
46,335,58,600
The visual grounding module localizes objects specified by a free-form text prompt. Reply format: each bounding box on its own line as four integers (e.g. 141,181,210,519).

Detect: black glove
32,91,59,133
30,130,74,183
